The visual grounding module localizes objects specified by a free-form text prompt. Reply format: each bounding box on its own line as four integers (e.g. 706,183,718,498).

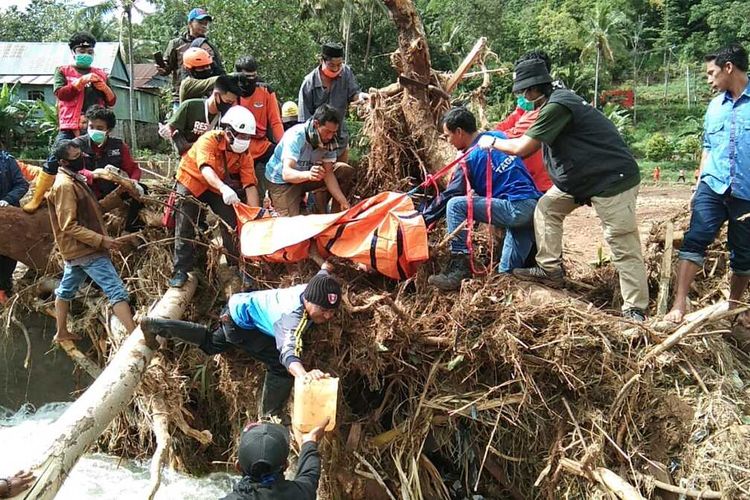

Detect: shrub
644,133,674,161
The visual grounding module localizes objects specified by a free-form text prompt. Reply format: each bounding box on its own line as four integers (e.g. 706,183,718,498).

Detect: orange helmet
183,47,213,69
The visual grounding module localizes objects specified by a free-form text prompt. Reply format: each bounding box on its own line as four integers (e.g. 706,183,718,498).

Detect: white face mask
230,138,250,153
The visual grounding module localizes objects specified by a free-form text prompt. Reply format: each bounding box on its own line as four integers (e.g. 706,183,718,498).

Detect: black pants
253,146,275,201
0,255,17,292
173,182,239,274
202,312,293,419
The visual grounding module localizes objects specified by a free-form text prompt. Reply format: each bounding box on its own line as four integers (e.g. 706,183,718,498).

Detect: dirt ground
562,183,692,264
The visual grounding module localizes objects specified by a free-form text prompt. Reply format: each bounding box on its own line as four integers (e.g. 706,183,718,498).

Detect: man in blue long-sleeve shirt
0,146,29,303
141,265,341,419
420,107,541,291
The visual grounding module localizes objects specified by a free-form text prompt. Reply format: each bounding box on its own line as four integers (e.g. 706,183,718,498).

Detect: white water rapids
0,403,238,499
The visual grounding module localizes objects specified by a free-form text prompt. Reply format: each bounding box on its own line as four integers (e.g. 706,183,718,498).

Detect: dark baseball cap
238,422,290,477
512,58,552,93
188,8,212,22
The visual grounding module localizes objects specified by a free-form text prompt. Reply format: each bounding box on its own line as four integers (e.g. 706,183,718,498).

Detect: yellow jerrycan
292,376,338,432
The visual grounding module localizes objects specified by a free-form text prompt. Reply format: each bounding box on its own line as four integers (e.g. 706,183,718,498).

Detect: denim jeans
680,181,750,276
446,196,537,273
55,255,129,305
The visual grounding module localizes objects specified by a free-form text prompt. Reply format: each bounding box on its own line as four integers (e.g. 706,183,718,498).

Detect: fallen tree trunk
15,274,198,500
0,207,55,271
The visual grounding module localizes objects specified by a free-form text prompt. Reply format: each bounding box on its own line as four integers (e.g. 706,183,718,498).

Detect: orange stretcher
235,191,429,280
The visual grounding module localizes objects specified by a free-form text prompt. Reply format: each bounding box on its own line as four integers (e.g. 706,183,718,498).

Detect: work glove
158,122,173,140
477,135,496,150
357,91,370,103
0,200,8,207
220,184,240,206
134,183,145,198
79,169,94,185
92,78,109,92
72,73,99,91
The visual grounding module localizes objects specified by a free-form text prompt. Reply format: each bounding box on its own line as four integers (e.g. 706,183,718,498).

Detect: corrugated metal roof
133,63,169,89
0,75,55,85
0,42,121,77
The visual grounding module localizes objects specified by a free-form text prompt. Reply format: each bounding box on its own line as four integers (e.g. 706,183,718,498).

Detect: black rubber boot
140,317,209,348
427,254,472,291
260,371,294,424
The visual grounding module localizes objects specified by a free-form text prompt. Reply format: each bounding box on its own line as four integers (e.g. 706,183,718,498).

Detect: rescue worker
24,32,116,213
220,420,327,500
423,107,541,291
298,42,369,163
265,104,353,216
157,7,224,109
141,265,341,420
0,142,30,304
162,74,242,156
235,56,284,202
485,58,649,321
665,44,750,326
47,140,136,343
179,47,221,103
170,106,259,288
72,105,145,231
281,101,300,131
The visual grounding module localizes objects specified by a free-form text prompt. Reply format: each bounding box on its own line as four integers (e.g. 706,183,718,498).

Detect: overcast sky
2,0,156,23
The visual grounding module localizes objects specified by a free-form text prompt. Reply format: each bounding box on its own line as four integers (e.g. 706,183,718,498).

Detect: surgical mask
321,65,342,79
88,129,107,145
228,131,250,153
74,53,94,69
516,95,535,112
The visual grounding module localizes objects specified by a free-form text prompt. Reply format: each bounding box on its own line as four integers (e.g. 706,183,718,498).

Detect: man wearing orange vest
170,106,259,288
23,32,116,213
235,56,284,201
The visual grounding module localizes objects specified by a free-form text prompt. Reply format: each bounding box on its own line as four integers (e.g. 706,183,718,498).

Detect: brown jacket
47,168,118,261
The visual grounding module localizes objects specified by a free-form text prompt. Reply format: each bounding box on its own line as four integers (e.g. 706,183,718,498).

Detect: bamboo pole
14,274,198,500
656,222,674,316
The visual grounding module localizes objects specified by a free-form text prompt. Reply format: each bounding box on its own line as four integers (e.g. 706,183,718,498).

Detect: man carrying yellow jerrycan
140,263,340,421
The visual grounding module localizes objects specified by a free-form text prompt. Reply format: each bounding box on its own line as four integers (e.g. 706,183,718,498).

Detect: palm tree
581,1,626,108
74,0,151,151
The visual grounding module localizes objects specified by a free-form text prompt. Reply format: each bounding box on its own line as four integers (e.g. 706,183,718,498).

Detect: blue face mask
516,95,535,112
74,53,94,69
88,128,107,145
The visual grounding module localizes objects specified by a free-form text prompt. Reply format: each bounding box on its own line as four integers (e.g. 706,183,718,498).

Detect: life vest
234,192,429,280
56,65,110,130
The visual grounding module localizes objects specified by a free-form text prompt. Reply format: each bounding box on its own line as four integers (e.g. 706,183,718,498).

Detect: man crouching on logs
141,263,340,421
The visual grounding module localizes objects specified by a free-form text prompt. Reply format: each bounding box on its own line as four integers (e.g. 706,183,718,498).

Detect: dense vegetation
0,0,748,171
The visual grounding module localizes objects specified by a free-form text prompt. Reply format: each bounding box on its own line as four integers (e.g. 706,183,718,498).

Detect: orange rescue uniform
176,130,257,197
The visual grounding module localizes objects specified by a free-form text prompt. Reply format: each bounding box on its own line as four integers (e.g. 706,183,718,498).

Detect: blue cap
187,8,212,22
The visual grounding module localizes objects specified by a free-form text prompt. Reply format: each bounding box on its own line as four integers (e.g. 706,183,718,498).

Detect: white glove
477,135,496,150
220,185,240,206
134,183,145,198
0,200,8,207
158,122,173,140
357,91,370,103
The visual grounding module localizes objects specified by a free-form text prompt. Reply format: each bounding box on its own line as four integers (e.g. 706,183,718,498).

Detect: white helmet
220,105,256,136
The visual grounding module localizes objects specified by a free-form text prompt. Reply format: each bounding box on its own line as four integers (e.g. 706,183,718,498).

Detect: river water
0,403,238,499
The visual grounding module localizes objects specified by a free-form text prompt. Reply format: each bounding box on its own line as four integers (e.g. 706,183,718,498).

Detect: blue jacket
421,131,541,226
227,271,329,369
0,151,29,207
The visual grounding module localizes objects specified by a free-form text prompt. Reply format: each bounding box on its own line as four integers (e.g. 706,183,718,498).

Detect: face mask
67,156,86,172
88,129,107,145
516,95,535,112
74,53,94,69
321,65,342,79
227,131,250,153
215,96,233,115
239,78,257,97
189,67,214,80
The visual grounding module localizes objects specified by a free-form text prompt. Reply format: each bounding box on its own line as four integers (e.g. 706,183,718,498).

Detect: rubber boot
23,171,55,213
140,317,209,348
260,371,294,424
427,254,471,291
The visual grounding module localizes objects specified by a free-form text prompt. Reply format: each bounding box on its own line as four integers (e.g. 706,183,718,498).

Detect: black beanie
304,272,341,309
